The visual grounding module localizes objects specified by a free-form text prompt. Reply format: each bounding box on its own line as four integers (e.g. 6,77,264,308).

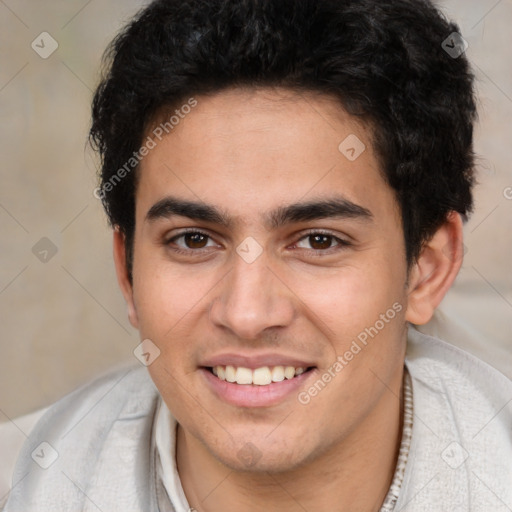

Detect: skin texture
113,87,463,511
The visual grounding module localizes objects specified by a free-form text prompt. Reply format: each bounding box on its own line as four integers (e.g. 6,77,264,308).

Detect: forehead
136,87,398,227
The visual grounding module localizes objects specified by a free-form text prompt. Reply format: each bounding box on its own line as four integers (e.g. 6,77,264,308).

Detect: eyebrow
145,195,373,229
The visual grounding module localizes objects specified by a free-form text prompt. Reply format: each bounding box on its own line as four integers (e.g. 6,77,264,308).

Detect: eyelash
164,229,352,257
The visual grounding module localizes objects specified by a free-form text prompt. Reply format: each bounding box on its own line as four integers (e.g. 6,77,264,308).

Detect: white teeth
235,367,253,385
284,366,295,379
211,365,308,385
225,365,236,383
271,366,285,382
253,367,272,386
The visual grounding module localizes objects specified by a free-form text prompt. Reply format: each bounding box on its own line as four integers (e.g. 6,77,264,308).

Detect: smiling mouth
205,365,316,386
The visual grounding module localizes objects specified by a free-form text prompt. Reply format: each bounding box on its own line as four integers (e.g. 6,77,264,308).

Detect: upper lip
200,353,316,369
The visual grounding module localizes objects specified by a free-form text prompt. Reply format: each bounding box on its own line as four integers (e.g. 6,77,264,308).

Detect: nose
209,248,296,341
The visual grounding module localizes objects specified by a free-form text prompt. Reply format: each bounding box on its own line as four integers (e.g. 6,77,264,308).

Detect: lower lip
200,368,315,407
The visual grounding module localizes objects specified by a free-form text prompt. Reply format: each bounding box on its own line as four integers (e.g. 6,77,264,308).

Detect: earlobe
112,228,139,329
405,211,464,325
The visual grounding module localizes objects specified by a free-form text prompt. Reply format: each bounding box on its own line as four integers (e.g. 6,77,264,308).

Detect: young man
3,0,512,511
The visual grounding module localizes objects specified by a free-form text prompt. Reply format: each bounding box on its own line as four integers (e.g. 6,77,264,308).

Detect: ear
113,228,139,329
405,211,464,325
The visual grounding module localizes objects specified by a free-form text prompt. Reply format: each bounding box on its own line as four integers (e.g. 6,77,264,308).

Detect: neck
176,368,404,512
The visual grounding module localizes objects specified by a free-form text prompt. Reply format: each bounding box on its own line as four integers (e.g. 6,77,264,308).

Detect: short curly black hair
90,0,477,277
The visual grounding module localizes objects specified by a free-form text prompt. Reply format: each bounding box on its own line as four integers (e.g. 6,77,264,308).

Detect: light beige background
0,0,511,422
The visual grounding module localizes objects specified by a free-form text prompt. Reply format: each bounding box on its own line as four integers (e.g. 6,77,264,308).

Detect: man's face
128,88,410,472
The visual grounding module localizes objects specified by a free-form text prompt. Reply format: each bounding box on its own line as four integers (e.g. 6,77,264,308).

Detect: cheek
313,259,408,375
292,257,404,334
132,249,216,337
145,358,208,442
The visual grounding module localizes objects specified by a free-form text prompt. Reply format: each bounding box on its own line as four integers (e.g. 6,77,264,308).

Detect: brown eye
184,232,209,249
308,234,333,250
294,231,350,253
166,230,217,252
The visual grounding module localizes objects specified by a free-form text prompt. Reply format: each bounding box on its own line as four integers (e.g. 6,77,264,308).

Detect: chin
206,432,318,474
